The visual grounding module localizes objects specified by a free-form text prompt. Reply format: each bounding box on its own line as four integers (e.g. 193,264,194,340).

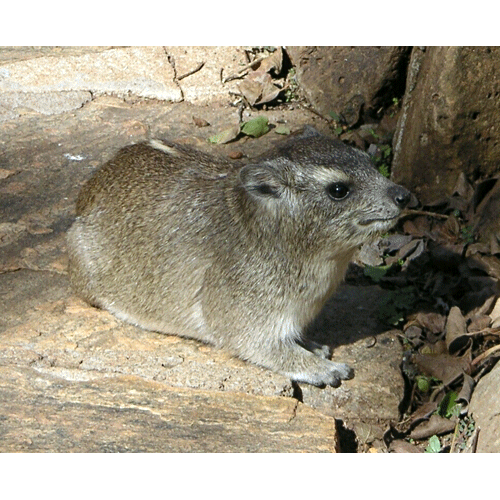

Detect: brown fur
67,128,410,386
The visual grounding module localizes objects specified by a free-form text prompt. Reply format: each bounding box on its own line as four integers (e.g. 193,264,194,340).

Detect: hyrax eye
326,182,350,200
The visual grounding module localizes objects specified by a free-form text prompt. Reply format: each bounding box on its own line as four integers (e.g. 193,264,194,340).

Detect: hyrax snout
67,127,410,387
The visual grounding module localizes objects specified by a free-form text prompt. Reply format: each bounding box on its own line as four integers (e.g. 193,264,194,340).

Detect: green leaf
377,286,418,326
378,164,390,178
274,125,291,135
241,117,269,138
438,391,459,418
329,111,342,122
416,376,430,393
208,125,241,144
425,435,441,453
364,264,392,283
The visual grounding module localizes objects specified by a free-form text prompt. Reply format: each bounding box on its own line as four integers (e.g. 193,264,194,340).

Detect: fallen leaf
389,440,423,453
467,314,491,333
445,306,468,353
411,351,471,385
453,171,474,199
414,311,447,335
240,116,269,138
456,373,475,407
467,254,500,280
410,414,457,440
407,401,439,427
274,125,291,135
208,125,241,144
399,239,426,267
437,213,461,241
489,297,500,325
256,46,283,74
379,234,414,254
403,217,432,238
238,71,282,106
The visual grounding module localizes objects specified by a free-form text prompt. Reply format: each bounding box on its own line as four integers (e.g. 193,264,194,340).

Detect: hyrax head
239,127,410,251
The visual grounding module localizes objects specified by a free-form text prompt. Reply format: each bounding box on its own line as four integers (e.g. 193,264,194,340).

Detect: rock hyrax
67,127,410,387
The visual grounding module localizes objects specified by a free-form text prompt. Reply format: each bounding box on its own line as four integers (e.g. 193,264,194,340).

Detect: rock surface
469,362,500,453
287,46,410,126
392,46,500,205
0,46,251,121
0,366,339,452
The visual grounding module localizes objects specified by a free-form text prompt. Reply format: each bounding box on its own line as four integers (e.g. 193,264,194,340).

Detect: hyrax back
67,128,410,387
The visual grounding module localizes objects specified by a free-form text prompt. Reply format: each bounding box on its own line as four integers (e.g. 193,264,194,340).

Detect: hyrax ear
239,162,285,199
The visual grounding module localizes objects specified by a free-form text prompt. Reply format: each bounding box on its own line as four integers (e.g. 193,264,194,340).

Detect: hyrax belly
67,128,410,387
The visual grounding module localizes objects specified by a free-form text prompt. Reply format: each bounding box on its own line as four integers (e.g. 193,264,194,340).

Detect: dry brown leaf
389,440,424,453
407,401,439,427
379,234,413,254
489,297,500,326
398,239,426,266
467,254,500,280
411,351,471,385
414,311,447,335
456,373,475,406
403,216,433,238
420,340,448,355
256,46,283,74
453,171,474,199
467,314,492,333
238,71,282,106
472,343,500,366
445,306,468,353
410,414,457,440
437,213,461,241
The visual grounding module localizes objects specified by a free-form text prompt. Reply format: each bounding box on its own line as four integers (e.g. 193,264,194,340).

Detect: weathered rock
0,46,252,121
286,46,410,126
164,46,249,103
0,268,404,420
469,361,500,452
0,264,402,453
0,48,179,122
303,285,405,427
392,46,500,205
0,366,338,452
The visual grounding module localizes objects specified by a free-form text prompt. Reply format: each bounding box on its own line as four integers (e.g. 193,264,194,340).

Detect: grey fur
67,129,410,387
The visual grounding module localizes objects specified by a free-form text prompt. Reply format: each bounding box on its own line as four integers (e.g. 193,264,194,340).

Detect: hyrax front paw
291,359,354,388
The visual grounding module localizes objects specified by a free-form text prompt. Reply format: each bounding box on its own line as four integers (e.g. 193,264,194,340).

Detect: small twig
471,343,500,366
403,209,450,220
222,55,268,83
177,61,205,81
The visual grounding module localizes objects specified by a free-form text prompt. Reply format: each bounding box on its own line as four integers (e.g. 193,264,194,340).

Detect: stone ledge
0,366,339,452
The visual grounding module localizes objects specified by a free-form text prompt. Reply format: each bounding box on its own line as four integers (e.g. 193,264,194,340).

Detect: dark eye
326,182,350,200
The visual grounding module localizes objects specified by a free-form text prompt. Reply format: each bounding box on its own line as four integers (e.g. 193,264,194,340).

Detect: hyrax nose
388,185,411,209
